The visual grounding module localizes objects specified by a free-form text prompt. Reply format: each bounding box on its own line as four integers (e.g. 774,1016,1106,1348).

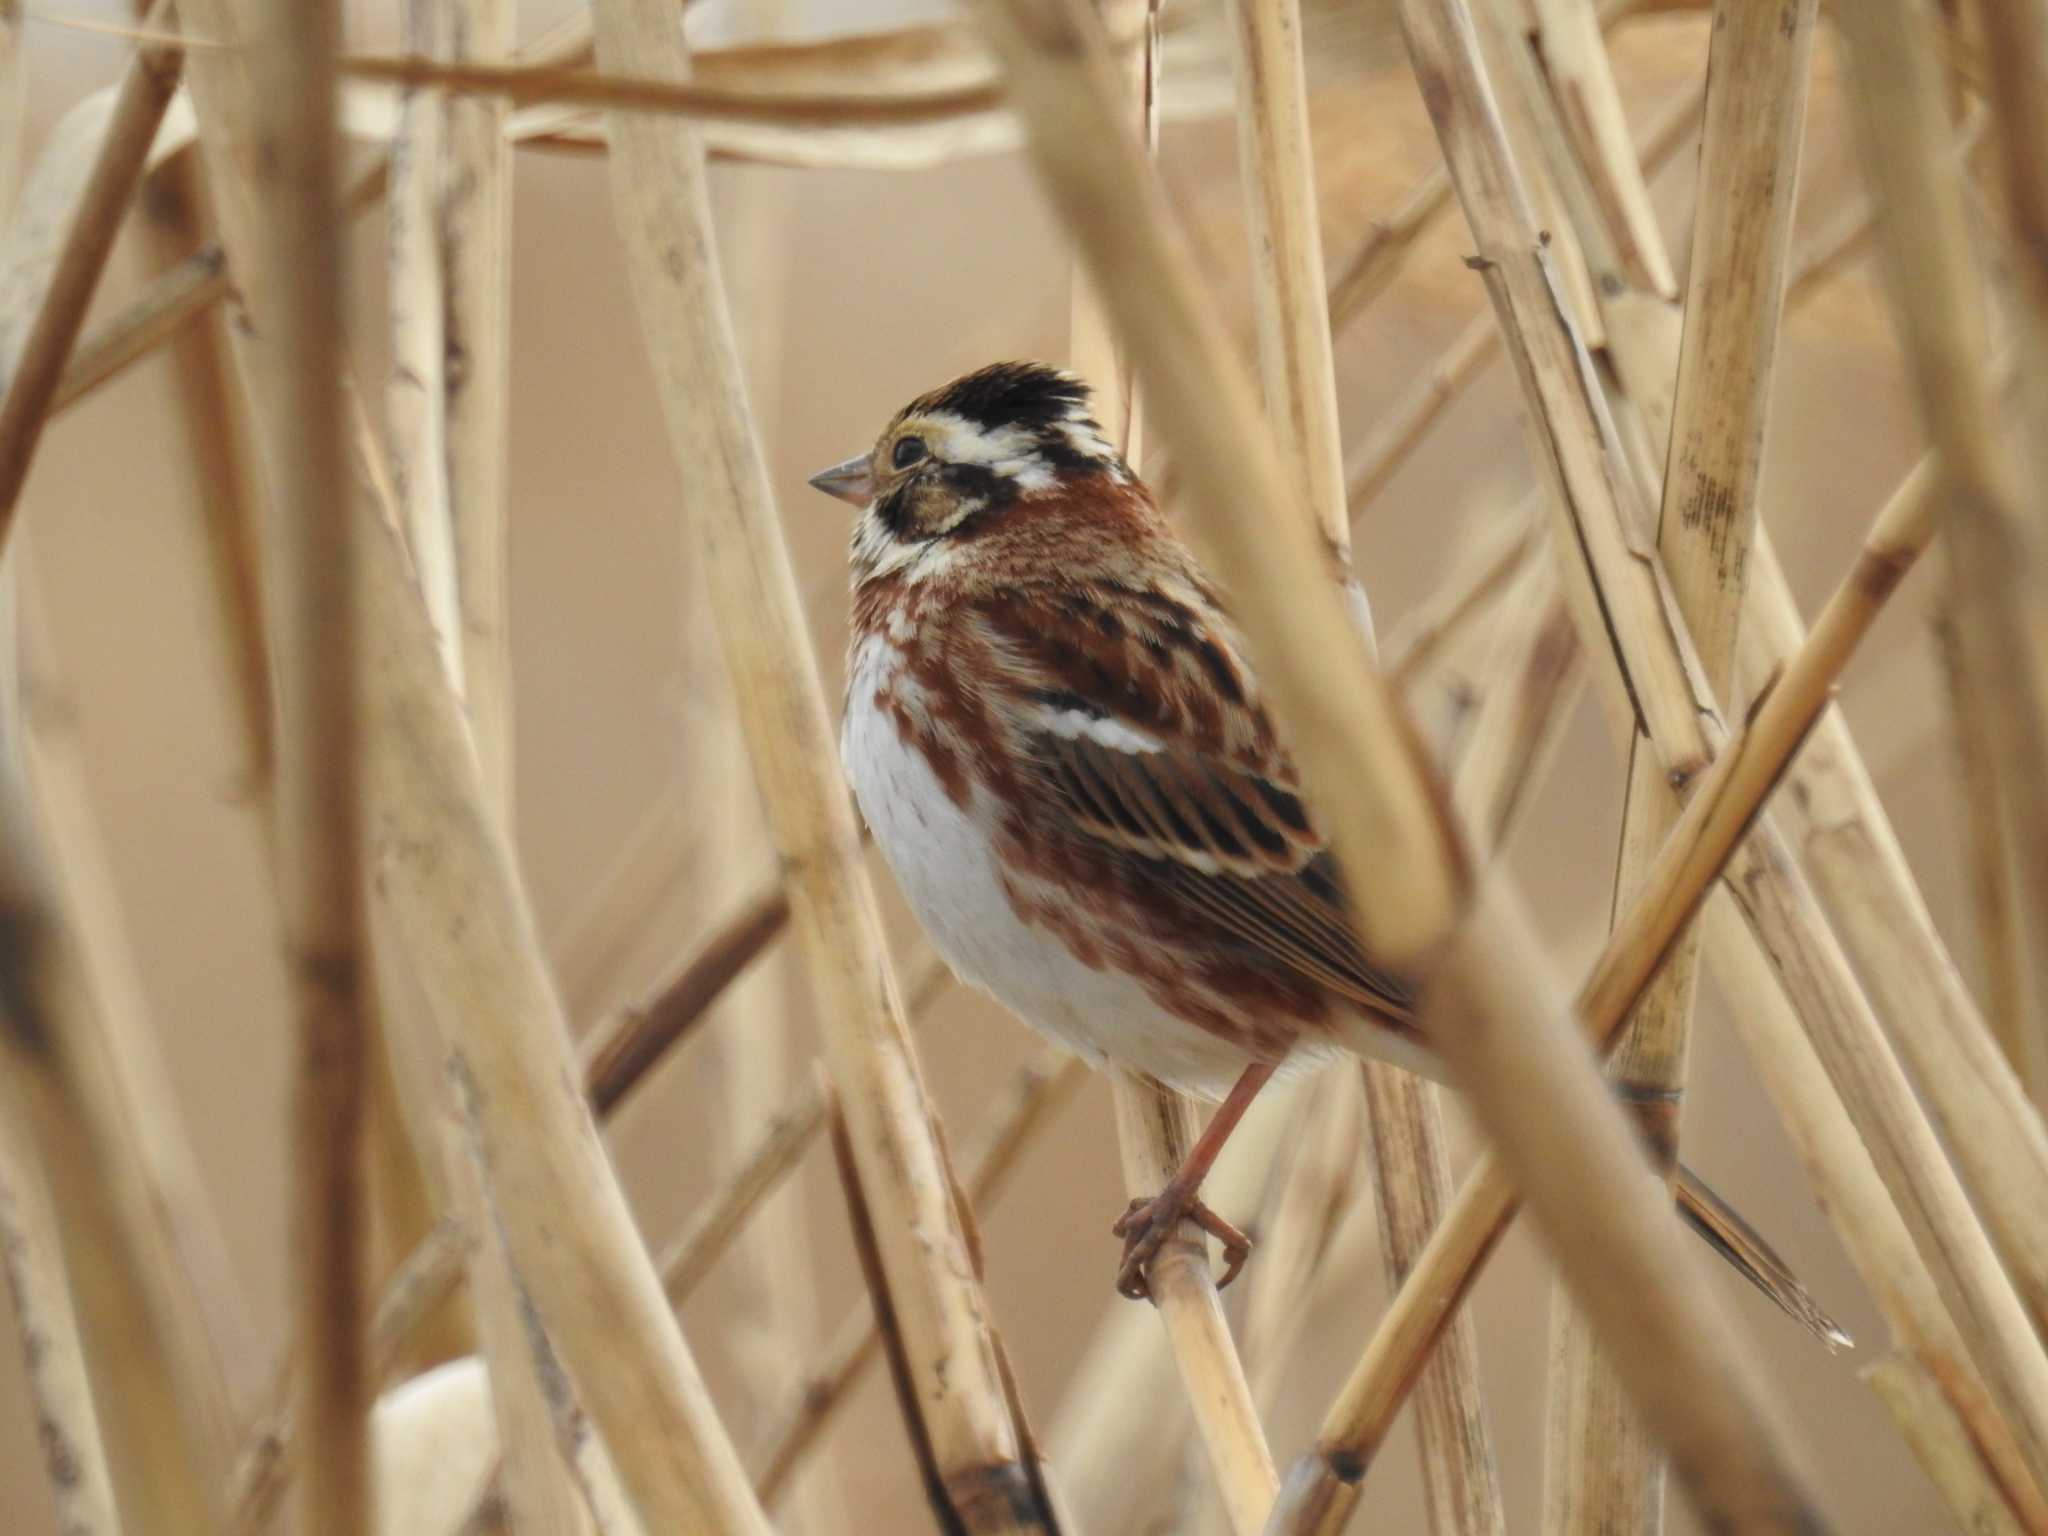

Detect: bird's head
809,361,1133,583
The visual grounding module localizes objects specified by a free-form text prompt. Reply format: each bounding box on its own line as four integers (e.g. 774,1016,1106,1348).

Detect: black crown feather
911,361,1093,433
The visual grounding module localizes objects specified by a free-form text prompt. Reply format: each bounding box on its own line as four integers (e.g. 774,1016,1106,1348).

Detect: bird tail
1675,1163,1852,1351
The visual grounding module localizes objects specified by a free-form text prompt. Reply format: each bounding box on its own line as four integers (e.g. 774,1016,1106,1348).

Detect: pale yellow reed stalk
1703,899,2048,1535
1524,0,1672,296
751,1047,1086,1505
1970,0,2048,527
1544,6,1817,1530
1835,0,2048,1090
1864,1355,2031,1536
1235,1,1501,1524
0,21,180,532
589,0,1061,1526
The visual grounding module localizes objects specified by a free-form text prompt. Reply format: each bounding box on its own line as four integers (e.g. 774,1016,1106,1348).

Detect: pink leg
1110,1062,1277,1300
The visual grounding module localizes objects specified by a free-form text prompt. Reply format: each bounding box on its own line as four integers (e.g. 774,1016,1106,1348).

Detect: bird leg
1112,1062,1276,1301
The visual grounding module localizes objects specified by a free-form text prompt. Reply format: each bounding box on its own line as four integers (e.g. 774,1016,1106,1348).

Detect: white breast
840,635,1264,1099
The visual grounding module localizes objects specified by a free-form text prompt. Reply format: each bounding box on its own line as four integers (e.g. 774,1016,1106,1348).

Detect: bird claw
1111,1191,1253,1301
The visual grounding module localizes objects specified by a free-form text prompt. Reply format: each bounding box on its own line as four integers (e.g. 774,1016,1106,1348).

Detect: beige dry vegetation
3,0,2045,1533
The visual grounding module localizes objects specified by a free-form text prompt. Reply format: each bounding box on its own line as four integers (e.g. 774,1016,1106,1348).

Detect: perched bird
813,360,1842,1341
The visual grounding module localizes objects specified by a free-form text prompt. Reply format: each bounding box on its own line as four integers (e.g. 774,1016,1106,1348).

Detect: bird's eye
891,435,928,470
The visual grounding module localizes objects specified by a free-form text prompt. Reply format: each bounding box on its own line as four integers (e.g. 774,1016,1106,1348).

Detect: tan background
9,3,1975,1531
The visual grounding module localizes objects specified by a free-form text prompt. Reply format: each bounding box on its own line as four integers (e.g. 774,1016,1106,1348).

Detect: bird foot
1111,1190,1252,1301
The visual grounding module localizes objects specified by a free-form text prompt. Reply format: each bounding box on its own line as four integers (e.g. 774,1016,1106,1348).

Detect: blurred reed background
3,1,2039,1533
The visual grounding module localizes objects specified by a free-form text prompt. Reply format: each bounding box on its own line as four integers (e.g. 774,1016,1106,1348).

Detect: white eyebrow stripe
1031,705,1164,755
922,409,1058,491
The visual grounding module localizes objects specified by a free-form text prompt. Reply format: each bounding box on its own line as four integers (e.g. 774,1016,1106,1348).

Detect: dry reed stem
1445,551,1579,857
581,881,789,1117
380,11,588,1523
1507,1,2048,1399
1533,19,2048,1366
123,143,273,812
1325,163,1452,331
247,5,374,1531
654,1065,826,1310
0,44,253,1480
751,1048,1087,1505
0,0,20,216
0,621,217,1530
14,579,253,1474
1277,0,2001,1513
1734,442,2048,1354
1075,10,1280,1524
444,0,516,818
1234,1069,1369,1404
0,23,180,531
1933,606,2039,1096
1970,0,2048,529
1547,6,1816,1529
1835,0,2048,1082
0,1101,122,1534
376,917,592,1536
1343,76,1701,517
373,3,481,1385
1525,0,1672,296
1354,1062,1506,1536
972,0,1822,1530
1230,0,1347,562
1112,1079,1280,1535
548,786,693,1020
50,241,228,409
359,454,771,1535
341,52,1001,125
1703,899,2048,1536
1515,91,2048,1510
1235,0,1500,1511
589,2,1059,1527
1865,1355,2030,1536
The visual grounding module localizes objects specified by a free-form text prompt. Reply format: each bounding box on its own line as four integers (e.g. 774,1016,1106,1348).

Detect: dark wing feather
1029,728,1415,1025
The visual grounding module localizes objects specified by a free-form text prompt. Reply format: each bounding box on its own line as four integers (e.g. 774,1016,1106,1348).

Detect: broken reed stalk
1234,0,1502,1524
1835,0,2048,1085
247,6,375,1532
1546,5,1817,1530
1524,0,1672,298
1343,71,1700,532
1701,897,2048,1534
588,1,1061,1528
970,1,1824,1531
0,19,180,534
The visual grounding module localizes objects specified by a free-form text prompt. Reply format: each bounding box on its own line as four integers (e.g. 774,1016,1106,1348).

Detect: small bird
813,360,1843,1341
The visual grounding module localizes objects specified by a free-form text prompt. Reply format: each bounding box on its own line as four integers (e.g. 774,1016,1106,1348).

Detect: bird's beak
807,453,874,507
